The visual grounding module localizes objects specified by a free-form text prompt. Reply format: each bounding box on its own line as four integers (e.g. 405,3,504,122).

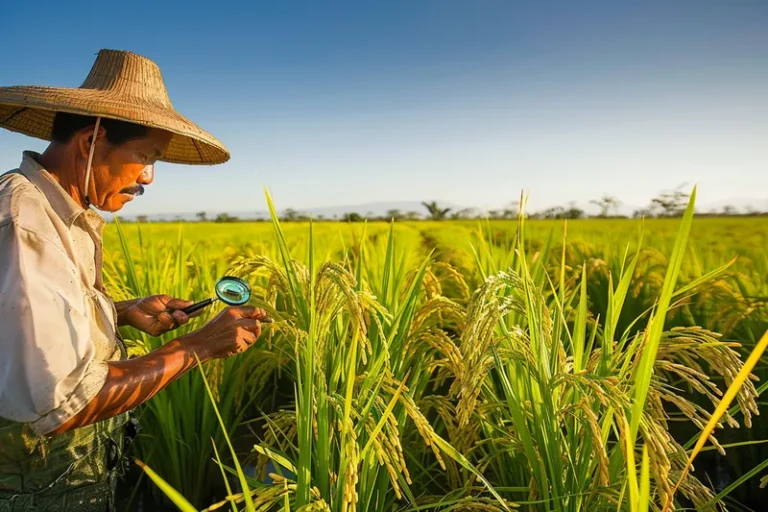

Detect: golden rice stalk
296,499,332,512
577,398,610,487
432,261,472,303
340,421,360,512
663,329,768,512
658,328,759,428
408,296,466,337
396,391,446,470
422,267,443,299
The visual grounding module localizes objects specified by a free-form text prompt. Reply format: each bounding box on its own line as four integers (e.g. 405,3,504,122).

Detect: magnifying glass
181,276,251,315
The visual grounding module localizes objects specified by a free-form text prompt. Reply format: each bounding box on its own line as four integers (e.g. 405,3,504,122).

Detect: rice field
105,195,768,511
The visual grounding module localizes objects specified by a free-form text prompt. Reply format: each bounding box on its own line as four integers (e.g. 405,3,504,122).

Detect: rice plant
105,194,768,510
106,219,290,508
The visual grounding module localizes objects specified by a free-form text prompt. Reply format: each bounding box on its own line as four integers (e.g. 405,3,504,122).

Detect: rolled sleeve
0,220,108,435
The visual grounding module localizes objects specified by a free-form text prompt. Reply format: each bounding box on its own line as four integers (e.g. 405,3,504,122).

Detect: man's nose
137,165,154,185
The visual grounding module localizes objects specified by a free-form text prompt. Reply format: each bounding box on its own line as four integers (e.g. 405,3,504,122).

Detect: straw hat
0,49,229,165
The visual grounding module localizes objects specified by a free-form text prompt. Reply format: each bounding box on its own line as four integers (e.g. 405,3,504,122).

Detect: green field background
103,215,768,511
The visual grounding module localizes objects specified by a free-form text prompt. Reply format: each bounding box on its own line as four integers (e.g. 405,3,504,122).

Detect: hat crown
80,49,172,108
0,48,229,164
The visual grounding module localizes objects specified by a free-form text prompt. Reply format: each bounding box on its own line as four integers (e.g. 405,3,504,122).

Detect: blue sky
1,0,766,216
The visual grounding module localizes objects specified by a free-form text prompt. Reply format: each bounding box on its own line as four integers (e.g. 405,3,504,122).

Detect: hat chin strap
83,117,101,207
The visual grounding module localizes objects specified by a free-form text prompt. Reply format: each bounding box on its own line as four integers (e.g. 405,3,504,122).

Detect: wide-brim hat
0,49,229,165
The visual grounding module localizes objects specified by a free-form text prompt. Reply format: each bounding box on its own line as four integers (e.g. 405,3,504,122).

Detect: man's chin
94,195,133,213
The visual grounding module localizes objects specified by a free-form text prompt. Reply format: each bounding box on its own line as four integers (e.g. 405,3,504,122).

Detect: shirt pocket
83,290,118,362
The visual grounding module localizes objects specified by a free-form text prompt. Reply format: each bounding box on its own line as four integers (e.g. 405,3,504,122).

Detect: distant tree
386,209,404,221
196,211,207,222
450,208,477,220
506,200,521,218
405,211,422,221
136,215,148,223
487,210,503,220
422,201,451,220
650,187,690,217
563,202,585,219
342,212,364,222
633,208,653,219
215,213,239,223
590,195,621,218
541,206,566,219
721,205,739,216
502,209,517,219
282,208,300,221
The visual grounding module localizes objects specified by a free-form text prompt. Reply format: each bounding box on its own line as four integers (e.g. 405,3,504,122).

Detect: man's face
83,127,172,212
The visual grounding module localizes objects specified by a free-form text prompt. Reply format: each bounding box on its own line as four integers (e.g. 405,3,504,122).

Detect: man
0,49,271,510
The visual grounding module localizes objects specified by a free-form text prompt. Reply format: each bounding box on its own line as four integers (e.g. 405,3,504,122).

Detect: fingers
157,311,177,330
228,305,255,318
165,298,204,320
229,306,273,323
236,317,263,338
166,298,193,310
252,308,272,323
240,326,257,346
171,309,190,326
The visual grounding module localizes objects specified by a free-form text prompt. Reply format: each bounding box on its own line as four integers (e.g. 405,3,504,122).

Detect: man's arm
50,337,207,434
50,306,270,435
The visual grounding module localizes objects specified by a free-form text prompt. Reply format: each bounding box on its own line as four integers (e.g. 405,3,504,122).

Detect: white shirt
0,151,122,436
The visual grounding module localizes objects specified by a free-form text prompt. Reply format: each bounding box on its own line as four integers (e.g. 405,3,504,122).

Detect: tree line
128,189,767,223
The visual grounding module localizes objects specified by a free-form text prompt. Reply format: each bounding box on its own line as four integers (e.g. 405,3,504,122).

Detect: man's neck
38,145,88,209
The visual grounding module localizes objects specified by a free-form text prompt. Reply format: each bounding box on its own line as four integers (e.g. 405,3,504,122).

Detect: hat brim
0,85,230,165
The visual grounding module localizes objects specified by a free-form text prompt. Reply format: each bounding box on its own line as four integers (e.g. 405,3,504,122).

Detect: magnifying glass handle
181,297,217,315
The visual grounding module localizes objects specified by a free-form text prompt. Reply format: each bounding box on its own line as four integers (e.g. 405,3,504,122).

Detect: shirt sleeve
0,216,109,436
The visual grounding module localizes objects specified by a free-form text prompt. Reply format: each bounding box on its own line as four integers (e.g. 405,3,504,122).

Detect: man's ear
76,125,108,158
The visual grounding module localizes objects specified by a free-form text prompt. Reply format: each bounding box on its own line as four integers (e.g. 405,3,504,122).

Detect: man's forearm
50,336,209,435
114,298,140,326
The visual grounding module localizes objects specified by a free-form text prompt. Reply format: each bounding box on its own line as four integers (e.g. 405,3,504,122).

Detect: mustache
119,184,145,196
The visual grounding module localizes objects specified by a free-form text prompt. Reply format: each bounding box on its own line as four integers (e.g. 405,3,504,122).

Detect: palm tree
421,201,451,220
196,211,207,222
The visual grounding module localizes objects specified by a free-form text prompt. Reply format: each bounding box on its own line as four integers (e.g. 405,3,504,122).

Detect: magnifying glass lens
215,277,251,306
180,276,252,315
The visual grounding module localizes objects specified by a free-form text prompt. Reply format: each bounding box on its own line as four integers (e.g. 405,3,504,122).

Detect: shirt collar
18,151,105,230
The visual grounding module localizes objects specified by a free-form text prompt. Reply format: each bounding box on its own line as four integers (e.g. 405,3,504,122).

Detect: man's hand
118,295,198,336
181,305,273,360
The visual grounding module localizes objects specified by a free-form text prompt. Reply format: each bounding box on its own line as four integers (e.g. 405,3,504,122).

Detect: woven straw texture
0,49,229,165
